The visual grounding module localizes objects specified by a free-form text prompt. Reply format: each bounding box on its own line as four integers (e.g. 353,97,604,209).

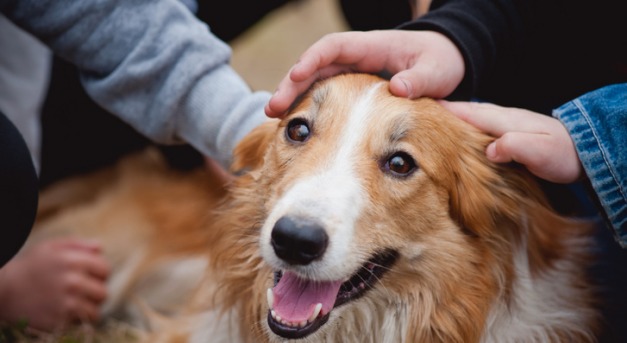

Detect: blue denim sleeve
553,84,627,248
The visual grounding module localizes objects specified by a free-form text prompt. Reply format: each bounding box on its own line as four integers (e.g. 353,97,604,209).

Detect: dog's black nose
271,216,328,265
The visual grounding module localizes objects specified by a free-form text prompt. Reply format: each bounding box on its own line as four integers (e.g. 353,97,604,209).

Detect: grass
0,320,142,343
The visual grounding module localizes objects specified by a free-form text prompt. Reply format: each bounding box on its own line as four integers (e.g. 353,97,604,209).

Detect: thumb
389,68,430,99
486,132,549,165
389,64,461,99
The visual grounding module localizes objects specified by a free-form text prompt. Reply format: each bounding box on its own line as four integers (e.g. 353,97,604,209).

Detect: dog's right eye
285,119,311,143
383,152,417,177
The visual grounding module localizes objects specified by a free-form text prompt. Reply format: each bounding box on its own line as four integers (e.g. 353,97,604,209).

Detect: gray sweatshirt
0,0,271,169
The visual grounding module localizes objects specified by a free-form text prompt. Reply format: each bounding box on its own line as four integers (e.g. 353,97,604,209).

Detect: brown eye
286,119,311,143
384,152,417,177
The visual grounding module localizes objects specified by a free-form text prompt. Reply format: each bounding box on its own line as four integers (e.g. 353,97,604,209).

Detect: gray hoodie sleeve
0,0,270,168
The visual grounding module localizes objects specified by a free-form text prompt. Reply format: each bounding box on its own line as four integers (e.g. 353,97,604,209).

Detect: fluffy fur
31,74,598,342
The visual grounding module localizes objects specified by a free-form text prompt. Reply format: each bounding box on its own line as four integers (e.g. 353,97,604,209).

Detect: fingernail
289,62,301,76
265,101,282,117
399,78,412,98
486,142,497,159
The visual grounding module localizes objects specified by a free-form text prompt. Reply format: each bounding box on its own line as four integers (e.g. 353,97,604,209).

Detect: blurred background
229,0,420,91
230,0,348,92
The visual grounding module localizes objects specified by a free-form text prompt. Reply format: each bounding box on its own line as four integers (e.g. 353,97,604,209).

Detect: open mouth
266,250,398,339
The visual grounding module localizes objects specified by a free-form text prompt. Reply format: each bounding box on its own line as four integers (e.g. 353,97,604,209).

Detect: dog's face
233,74,550,342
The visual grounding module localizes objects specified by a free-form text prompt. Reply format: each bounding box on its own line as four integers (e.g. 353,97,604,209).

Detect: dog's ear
450,154,593,276
448,145,509,237
448,144,566,240
231,120,278,173
418,106,508,237
443,124,529,237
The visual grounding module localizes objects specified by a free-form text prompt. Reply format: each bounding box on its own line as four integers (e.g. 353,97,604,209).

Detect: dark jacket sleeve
397,0,531,99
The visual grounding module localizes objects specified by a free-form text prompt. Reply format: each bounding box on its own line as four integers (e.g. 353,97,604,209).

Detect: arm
553,83,627,247
0,0,270,169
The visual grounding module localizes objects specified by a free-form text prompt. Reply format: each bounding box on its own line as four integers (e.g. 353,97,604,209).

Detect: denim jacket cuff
553,84,627,248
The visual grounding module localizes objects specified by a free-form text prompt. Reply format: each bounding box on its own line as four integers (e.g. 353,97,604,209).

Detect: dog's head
231,74,589,342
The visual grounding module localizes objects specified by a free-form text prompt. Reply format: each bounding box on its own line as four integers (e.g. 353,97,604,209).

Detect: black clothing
338,0,412,31
399,0,627,114
196,0,299,42
0,111,37,268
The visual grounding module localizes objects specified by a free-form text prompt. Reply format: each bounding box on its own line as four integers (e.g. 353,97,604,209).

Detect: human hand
440,100,583,184
265,30,464,117
0,238,110,331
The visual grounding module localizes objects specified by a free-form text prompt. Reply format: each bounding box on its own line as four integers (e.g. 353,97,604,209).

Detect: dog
30,73,598,342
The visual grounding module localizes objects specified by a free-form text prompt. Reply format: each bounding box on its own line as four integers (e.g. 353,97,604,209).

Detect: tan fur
30,74,598,343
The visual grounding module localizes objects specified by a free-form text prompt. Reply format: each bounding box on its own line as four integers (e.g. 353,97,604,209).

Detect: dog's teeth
309,303,322,322
271,301,322,328
267,288,274,309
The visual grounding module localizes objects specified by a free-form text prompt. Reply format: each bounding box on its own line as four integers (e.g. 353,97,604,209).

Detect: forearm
0,0,270,168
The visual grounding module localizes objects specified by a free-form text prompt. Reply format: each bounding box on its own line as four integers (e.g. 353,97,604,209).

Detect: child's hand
265,30,464,117
0,238,110,331
440,100,583,184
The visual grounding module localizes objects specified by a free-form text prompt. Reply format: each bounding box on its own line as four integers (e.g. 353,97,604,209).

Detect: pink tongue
272,271,343,322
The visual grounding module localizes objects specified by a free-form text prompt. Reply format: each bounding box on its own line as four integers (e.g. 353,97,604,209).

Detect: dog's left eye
383,152,417,177
285,119,311,143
